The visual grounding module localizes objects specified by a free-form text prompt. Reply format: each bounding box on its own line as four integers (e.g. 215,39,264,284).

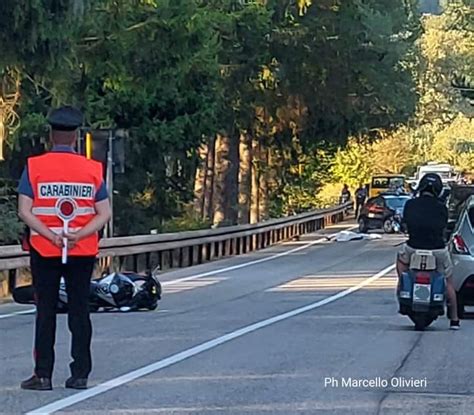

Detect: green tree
430,114,474,173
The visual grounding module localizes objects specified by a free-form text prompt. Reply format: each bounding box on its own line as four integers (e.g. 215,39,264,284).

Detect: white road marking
26,263,395,415
0,224,358,320
0,308,36,319
164,278,226,294
269,276,398,291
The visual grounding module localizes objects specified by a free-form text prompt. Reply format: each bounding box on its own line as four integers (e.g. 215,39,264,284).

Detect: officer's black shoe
65,377,88,389
21,375,52,391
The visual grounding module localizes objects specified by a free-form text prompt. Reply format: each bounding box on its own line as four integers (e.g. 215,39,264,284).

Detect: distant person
354,184,367,218
340,184,351,204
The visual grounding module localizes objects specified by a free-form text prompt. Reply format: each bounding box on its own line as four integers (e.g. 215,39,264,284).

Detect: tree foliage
3,0,468,241
321,3,474,195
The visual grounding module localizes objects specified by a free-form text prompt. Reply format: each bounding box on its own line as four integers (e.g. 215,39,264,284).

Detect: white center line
0,308,36,319
26,263,395,415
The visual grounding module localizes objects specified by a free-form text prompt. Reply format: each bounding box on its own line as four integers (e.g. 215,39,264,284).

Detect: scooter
397,250,446,330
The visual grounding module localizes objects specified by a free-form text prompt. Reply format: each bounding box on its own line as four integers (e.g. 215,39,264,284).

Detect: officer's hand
64,231,80,249
50,234,64,248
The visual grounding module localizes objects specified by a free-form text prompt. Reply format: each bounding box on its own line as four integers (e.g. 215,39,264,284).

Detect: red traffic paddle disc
57,198,77,221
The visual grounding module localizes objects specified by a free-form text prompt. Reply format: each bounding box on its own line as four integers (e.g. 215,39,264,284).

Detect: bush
0,199,23,244
315,182,345,208
159,206,212,233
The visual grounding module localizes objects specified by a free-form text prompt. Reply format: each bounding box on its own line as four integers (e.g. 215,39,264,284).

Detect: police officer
18,106,111,390
354,183,367,218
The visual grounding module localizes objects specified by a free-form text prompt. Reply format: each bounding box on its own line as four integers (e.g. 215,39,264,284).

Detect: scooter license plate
368,213,375,218
413,283,431,303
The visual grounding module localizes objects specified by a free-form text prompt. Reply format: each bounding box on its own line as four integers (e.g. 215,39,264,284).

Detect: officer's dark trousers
30,249,95,379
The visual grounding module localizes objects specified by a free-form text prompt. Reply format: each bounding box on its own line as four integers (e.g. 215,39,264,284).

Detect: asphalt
1,222,473,415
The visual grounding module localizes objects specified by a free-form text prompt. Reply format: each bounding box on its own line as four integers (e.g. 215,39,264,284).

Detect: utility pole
77,128,126,238
106,130,114,238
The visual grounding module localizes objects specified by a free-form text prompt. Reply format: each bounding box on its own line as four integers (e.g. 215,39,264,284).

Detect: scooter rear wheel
409,315,435,331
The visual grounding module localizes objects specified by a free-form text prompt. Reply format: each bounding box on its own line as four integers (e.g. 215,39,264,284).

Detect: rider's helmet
109,273,135,307
417,173,443,197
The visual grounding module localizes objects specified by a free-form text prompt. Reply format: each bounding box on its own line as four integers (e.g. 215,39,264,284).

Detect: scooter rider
396,173,460,330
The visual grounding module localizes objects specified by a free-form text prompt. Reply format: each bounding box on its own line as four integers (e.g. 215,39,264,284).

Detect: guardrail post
132,254,138,272
137,254,147,273
178,247,186,267
187,246,193,266
162,250,171,270
8,269,16,293
209,242,215,260
157,251,163,271
148,251,159,271
201,244,208,262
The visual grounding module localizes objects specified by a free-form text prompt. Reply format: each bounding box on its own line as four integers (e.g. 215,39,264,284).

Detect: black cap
47,106,83,131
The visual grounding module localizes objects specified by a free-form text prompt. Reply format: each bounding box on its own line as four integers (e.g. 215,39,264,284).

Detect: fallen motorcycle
13,270,162,313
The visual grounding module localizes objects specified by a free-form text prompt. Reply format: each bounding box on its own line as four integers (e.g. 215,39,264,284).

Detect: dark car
358,193,412,233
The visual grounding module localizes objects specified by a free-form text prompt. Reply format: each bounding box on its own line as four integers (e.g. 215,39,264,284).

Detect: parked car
358,193,412,233
448,195,474,319
447,184,474,223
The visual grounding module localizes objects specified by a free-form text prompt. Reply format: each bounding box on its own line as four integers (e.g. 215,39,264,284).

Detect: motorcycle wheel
383,219,393,234
147,303,158,311
358,219,368,233
409,314,434,331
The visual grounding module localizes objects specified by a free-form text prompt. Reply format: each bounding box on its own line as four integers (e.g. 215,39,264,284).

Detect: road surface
1,222,473,415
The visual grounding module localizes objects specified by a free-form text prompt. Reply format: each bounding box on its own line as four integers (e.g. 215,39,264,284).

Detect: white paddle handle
62,221,68,264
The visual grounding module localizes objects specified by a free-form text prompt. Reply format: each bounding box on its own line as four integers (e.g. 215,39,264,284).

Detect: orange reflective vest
28,152,104,257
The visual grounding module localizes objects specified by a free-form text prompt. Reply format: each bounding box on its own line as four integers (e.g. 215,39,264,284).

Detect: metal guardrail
0,202,351,295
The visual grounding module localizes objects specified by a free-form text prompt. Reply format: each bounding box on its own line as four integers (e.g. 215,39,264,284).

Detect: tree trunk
225,132,239,226
250,137,260,224
212,133,227,226
193,143,208,219
258,143,269,221
267,146,279,215
203,136,216,221
238,132,252,224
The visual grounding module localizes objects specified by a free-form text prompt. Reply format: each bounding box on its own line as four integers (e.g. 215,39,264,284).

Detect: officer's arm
74,199,112,240
18,195,58,242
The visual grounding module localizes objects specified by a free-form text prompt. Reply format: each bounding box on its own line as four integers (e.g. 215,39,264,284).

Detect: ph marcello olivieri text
324,377,428,389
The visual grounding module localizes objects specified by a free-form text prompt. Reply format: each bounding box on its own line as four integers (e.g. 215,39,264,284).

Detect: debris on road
334,230,382,242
